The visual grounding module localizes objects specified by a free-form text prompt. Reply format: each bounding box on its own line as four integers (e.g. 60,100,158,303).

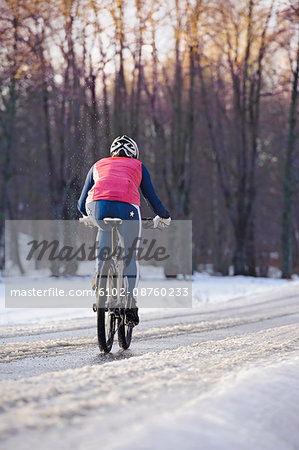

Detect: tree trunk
0,15,18,271
282,37,299,278
89,72,101,160
113,0,127,134
246,216,257,276
234,230,247,275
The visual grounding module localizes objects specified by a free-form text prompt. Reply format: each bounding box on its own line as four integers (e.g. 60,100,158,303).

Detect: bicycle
79,215,157,353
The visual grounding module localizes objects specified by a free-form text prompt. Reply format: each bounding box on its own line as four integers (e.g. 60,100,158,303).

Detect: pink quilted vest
86,157,142,206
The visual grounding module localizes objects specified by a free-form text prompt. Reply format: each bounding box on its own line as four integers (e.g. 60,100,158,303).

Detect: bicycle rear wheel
97,261,116,354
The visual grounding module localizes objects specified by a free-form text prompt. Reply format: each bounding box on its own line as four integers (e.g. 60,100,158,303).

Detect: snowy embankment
192,272,297,304
111,355,299,450
0,268,297,326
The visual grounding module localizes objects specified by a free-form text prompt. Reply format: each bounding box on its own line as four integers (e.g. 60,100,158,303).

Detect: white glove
153,215,171,228
79,215,96,228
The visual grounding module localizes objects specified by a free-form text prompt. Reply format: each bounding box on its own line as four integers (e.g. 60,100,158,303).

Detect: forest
0,0,298,277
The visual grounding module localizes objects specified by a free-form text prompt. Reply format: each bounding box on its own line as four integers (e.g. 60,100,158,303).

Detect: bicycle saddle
103,217,123,227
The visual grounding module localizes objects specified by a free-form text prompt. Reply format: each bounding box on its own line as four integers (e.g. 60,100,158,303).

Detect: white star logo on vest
130,211,134,217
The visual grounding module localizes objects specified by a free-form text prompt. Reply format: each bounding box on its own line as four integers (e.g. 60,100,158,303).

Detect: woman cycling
77,135,171,326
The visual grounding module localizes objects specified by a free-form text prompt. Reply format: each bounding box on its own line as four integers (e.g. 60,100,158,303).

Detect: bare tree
281,5,299,278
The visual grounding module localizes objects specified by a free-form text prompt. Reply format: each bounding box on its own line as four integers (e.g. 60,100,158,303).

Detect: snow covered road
0,284,298,449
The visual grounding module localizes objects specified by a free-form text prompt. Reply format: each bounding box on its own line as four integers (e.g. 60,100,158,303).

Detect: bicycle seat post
103,217,123,260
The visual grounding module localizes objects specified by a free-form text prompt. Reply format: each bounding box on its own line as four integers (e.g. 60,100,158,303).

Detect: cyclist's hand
79,215,95,228
153,215,171,228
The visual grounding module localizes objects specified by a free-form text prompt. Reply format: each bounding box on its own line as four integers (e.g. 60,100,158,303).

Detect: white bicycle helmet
110,135,139,159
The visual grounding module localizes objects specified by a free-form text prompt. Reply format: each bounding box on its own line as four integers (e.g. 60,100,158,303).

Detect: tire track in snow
1,303,298,363
1,285,298,339
0,324,298,440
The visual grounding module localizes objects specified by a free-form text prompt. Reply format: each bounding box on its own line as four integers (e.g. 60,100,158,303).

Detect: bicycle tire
118,318,133,350
118,278,133,350
97,260,116,354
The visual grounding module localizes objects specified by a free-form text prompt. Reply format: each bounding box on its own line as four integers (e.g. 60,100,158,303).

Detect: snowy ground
0,273,298,449
0,268,297,326
111,355,299,450
192,272,295,304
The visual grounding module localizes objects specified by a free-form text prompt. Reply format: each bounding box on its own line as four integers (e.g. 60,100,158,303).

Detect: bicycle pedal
124,318,136,327
92,303,97,312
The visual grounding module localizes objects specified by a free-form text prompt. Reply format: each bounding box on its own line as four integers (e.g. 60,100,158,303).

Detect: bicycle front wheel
118,278,133,350
97,261,116,354
118,318,133,350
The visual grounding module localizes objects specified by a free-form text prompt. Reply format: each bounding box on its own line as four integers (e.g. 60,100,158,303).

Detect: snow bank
113,356,299,450
192,272,295,305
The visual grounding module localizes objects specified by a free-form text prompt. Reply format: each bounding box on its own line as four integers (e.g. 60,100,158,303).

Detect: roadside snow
0,270,298,327
109,356,299,450
192,272,296,305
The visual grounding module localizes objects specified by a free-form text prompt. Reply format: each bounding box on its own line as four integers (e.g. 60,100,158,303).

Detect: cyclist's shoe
125,308,139,326
125,296,139,326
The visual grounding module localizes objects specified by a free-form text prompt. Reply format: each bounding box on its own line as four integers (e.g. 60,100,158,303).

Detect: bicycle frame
109,225,127,307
